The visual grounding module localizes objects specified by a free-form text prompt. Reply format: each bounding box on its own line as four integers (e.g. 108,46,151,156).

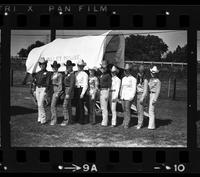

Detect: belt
75,86,83,89
110,89,116,92
100,88,109,90
37,85,46,88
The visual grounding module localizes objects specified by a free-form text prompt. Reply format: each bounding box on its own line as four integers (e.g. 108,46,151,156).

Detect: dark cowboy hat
64,60,76,67
51,61,61,68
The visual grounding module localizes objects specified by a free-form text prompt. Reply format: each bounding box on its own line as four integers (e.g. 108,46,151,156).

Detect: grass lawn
10,84,187,147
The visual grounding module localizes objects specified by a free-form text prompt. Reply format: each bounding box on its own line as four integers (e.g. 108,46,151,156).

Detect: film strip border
0,149,198,173
0,5,195,28
0,4,198,173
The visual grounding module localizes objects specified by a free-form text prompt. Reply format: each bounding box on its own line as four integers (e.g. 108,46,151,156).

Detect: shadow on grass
10,106,37,116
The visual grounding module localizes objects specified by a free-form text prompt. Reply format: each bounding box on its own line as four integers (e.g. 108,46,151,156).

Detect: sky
2,30,187,57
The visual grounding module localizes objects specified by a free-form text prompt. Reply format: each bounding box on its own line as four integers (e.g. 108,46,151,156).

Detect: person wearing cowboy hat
61,60,76,126
99,60,112,126
120,63,137,129
74,59,89,124
109,65,121,127
148,65,161,130
135,64,149,129
49,61,63,126
34,57,51,125
88,66,99,124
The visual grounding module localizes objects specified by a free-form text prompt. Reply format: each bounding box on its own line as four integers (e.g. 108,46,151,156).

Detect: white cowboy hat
38,57,48,64
77,59,86,66
111,65,119,73
124,63,132,70
150,66,159,73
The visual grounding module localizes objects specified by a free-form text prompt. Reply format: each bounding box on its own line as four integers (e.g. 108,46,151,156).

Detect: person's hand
65,94,70,99
80,94,84,99
152,99,157,105
112,98,117,102
91,95,95,100
139,98,144,104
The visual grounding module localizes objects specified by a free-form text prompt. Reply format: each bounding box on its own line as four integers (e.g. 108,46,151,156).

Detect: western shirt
63,71,75,96
110,75,121,100
99,73,112,89
51,72,63,93
89,76,99,97
148,78,161,101
120,75,137,101
34,70,51,88
75,70,88,96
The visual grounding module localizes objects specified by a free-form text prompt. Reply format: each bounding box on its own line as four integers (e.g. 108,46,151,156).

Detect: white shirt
75,70,88,96
111,75,121,100
120,75,137,101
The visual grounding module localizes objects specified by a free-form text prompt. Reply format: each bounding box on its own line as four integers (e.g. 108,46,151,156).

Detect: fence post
172,77,176,100
167,77,171,98
10,69,13,86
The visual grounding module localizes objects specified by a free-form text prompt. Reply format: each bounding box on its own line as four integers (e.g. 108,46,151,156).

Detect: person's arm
57,73,63,93
130,77,137,101
68,73,75,96
113,78,121,101
119,78,123,100
80,72,88,98
153,80,161,102
141,79,148,102
107,74,112,89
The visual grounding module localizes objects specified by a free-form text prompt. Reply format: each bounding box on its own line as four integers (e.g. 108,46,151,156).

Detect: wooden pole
10,69,13,86
167,77,171,98
50,29,56,42
172,77,176,100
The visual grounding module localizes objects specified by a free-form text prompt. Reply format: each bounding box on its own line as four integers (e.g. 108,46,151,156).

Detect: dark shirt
63,71,75,95
34,70,51,88
99,72,112,89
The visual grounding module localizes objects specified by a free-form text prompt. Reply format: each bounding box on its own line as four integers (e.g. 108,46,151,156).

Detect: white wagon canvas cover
26,30,125,74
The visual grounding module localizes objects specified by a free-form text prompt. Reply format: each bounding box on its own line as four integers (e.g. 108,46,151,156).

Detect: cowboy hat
111,65,119,73
150,66,159,73
124,63,132,70
38,57,48,64
64,60,76,67
100,60,108,68
51,61,61,68
88,66,98,71
77,59,86,66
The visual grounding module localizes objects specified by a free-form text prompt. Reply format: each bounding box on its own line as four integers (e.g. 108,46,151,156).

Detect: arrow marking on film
62,164,81,172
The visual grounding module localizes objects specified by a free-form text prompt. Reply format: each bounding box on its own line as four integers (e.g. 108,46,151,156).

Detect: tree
125,34,168,61
17,40,45,57
165,44,187,62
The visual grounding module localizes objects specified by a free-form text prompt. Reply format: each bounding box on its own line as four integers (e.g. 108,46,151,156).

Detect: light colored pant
63,87,72,122
122,100,131,127
35,87,47,123
100,89,109,126
109,94,117,126
148,93,156,129
51,92,59,123
137,93,144,127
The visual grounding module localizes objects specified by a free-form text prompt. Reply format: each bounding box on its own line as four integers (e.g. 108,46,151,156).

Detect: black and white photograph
197,31,200,147
10,30,187,147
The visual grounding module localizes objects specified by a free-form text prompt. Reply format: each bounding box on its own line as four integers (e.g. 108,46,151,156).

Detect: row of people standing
33,57,161,130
